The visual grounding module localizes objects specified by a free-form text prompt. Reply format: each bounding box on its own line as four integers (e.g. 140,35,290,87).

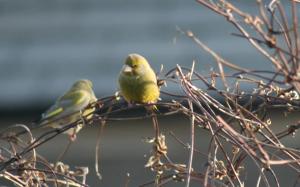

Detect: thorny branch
0,0,300,186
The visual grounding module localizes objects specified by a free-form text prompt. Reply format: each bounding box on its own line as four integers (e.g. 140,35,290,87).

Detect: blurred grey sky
0,0,293,108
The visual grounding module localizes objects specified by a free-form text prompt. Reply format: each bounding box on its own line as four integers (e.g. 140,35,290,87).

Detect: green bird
39,79,97,140
118,53,160,107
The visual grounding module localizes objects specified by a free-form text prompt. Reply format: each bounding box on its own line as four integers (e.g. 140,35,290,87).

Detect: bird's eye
132,64,137,68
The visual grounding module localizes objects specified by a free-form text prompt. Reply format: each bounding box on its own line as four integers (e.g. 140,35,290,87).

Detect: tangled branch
0,0,299,186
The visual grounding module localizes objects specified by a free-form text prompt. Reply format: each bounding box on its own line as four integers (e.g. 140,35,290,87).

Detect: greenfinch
39,79,97,140
118,53,160,106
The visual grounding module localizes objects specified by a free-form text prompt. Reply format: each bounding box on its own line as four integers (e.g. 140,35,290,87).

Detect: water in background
0,0,285,109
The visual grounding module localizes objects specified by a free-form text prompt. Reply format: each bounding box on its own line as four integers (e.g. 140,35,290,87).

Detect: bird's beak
122,65,133,73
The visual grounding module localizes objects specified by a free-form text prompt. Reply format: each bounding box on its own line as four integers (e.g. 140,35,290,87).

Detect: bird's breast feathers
119,73,159,103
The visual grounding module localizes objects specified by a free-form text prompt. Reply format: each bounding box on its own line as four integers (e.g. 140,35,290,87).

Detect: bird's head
72,79,93,90
121,53,149,76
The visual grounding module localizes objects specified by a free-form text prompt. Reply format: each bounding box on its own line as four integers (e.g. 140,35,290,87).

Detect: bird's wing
41,90,92,121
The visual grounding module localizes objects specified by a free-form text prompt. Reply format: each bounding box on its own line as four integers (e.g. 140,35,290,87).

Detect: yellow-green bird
118,53,160,107
39,79,97,140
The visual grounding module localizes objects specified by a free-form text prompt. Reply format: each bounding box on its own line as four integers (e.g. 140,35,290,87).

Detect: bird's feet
69,133,77,142
127,102,134,108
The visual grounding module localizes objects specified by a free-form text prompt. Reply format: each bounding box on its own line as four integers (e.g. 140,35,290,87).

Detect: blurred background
0,0,268,112
0,0,299,186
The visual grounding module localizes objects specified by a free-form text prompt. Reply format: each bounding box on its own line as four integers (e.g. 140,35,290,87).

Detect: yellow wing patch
44,107,63,119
